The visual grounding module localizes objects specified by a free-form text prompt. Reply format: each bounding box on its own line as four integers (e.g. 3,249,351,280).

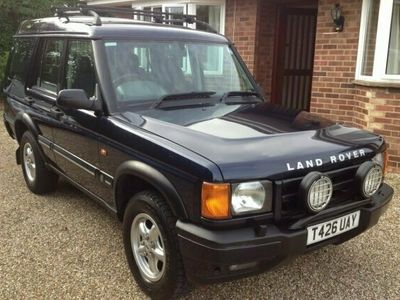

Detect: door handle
24,96,35,105
50,107,64,118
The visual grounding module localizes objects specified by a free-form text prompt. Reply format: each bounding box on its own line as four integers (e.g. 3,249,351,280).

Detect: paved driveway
0,113,399,299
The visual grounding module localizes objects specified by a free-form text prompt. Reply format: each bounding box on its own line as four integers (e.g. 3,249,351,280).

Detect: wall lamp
331,3,345,32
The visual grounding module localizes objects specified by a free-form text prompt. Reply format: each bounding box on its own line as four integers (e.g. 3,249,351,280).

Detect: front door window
64,40,96,98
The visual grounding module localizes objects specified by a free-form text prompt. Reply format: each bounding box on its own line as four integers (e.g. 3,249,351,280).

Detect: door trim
38,135,114,187
47,163,117,214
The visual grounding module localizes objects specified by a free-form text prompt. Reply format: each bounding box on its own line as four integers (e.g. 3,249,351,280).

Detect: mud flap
16,147,21,165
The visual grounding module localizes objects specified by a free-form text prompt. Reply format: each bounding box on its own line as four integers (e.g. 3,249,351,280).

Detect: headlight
231,181,272,215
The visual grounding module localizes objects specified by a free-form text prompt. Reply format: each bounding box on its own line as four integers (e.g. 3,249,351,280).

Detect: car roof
16,17,229,43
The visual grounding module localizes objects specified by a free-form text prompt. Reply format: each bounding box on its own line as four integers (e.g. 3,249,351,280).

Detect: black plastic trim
114,160,188,219
47,164,117,213
176,183,394,284
38,135,114,187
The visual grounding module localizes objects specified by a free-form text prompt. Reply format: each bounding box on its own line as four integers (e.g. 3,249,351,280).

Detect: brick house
88,0,400,172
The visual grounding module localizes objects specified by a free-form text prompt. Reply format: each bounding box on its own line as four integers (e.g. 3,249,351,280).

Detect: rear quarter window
6,38,36,98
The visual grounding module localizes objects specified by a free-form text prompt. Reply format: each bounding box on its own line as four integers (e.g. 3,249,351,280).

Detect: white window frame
132,1,225,75
131,0,225,34
356,0,400,82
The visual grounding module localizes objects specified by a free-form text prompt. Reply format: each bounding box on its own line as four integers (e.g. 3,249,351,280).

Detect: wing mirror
56,89,102,113
256,83,266,101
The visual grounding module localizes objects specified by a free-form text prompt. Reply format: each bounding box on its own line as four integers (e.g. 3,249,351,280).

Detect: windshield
104,40,256,109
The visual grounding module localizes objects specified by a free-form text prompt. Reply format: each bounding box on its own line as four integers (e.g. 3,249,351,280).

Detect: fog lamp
356,161,383,198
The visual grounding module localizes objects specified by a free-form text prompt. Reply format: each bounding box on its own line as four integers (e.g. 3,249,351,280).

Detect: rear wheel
20,131,58,194
123,191,187,299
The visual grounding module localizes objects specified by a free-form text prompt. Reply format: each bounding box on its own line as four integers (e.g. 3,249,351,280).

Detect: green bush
0,0,79,97
0,51,9,89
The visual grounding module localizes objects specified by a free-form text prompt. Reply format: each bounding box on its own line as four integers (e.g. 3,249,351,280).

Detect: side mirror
56,89,102,112
256,84,266,100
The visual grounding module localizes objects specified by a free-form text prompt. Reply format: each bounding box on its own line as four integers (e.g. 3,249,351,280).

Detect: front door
272,8,317,111
51,39,107,199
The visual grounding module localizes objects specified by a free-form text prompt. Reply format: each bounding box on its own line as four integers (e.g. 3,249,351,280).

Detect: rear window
6,38,35,98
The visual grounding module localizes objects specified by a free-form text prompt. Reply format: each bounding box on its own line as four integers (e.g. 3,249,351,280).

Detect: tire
20,131,58,194
123,190,187,300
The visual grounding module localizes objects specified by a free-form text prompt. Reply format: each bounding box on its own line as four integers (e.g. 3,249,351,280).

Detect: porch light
331,3,345,32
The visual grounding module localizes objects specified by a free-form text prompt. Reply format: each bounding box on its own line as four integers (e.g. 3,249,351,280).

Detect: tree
0,0,79,87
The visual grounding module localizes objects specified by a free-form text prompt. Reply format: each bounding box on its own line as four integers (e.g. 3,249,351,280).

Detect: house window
196,5,222,32
133,2,225,75
139,6,162,22
357,0,400,81
134,2,225,33
165,6,185,26
387,0,400,74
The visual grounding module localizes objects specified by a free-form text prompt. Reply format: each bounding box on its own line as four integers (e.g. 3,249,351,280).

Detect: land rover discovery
2,4,394,299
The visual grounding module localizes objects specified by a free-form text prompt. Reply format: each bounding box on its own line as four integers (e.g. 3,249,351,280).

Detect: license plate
306,211,360,245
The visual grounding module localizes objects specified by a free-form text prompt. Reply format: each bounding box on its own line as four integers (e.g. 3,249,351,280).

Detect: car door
24,37,66,164
51,39,106,198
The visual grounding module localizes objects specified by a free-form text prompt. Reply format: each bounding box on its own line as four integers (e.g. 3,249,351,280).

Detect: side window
6,38,35,98
65,40,96,97
36,39,64,93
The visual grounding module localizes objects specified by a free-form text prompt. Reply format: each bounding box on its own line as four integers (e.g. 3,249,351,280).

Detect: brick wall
310,0,362,126
225,0,259,73
353,86,400,171
254,1,277,98
310,0,400,172
225,0,278,98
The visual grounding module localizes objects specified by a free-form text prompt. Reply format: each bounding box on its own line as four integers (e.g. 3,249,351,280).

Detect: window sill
353,79,400,89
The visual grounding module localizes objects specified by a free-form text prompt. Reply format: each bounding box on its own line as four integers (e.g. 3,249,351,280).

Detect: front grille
274,164,361,222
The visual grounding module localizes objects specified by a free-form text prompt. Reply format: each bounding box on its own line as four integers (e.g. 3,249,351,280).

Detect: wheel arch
14,112,43,164
14,112,40,142
114,161,189,221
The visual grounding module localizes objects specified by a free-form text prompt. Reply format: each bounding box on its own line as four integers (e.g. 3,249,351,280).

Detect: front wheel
123,191,186,299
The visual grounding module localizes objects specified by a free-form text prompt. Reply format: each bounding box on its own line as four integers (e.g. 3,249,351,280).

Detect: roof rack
52,1,218,33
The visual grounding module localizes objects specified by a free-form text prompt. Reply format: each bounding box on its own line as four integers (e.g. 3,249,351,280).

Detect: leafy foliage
0,52,9,88
0,0,79,88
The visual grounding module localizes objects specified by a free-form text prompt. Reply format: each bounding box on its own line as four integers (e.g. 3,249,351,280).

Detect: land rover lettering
286,149,367,171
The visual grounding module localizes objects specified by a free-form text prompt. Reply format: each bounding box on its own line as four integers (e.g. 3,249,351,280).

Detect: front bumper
176,183,394,284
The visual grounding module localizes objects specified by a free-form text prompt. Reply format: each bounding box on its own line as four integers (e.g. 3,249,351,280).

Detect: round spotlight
299,172,333,213
356,161,383,198
364,165,383,197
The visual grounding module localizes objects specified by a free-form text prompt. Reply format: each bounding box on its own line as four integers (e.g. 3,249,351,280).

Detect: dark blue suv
2,5,394,299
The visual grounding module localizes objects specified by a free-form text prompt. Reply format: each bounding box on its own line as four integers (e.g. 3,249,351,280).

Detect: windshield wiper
220,91,263,104
153,91,216,108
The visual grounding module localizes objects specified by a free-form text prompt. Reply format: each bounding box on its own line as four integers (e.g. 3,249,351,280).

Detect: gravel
0,110,399,299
